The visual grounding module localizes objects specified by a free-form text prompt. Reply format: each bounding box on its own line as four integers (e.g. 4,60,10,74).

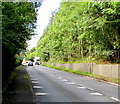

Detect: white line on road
74,83,84,87
111,97,120,102
87,87,94,91
30,78,37,81
35,92,49,96
31,81,39,83
30,76,35,78
61,79,68,82
33,86,42,88
77,86,86,89
67,82,75,85
90,92,103,96
58,76,62,79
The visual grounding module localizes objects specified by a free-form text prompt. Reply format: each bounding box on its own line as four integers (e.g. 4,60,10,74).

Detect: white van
34,57,40,65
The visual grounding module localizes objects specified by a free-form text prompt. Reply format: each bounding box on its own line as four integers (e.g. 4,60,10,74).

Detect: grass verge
42,64,120,84
16,65,23,70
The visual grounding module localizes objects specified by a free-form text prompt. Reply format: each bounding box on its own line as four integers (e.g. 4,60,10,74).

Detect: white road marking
30,76,35,78
33,86,42,88
67,82,75,85
35,92,49,96
111,97,120,102
75,83,84,87
31,81,39,83
77,86,86,89
61,79,68,82
30,78,37,81
91,92,103,96
87,87,94,91
58,76,62,79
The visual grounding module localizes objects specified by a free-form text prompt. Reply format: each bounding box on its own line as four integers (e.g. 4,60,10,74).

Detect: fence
44,63,120,78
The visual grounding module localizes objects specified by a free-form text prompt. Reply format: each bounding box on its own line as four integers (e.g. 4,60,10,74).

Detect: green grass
21,75,30,90
22,75,28,79
16,65,23,70
42,64,120,84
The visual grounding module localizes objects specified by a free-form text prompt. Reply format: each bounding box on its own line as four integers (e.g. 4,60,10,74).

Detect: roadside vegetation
43,64,120,84
2,2,41,103
2,65,31,103
27,2,120,64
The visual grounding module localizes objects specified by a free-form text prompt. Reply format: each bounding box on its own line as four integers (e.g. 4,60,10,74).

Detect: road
26,65,119,103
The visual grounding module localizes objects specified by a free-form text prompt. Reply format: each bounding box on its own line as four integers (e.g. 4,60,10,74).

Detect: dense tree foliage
27,2,120,63
2,2,38,79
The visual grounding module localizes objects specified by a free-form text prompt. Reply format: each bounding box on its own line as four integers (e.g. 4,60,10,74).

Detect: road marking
67,82,75,85
35,92,48,96
33,86,42,88
58,76,62,79
75,83,84,87
87,87,94,91
77,86,86,89
90,92,102,96
30,76,35,78
111,97,120,102
30,78,37,81
31,81,39,83
61,79,68,82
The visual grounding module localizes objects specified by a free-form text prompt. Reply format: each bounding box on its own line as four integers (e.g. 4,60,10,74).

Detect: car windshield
29,61,32,63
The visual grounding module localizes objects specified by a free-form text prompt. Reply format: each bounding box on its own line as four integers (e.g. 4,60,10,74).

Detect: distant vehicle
26,61,28,63
34,57,40,65
28,60,33,66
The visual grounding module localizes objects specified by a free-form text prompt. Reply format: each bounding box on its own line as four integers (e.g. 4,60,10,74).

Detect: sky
27,0,61,50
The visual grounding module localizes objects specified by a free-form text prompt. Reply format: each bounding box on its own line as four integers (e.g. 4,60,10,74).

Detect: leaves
2,2,38,79
28,2,120,63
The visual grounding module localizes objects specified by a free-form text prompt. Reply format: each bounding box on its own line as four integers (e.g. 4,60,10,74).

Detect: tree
2,2,38,79
31,2,120,63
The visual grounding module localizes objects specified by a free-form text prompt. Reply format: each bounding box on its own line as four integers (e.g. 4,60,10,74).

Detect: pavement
6,66,36,104
4,65,119,103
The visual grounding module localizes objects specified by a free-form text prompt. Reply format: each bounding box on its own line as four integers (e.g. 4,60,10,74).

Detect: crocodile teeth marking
30,78,37,81
33,86,42,88
31,81,39,83
111,97,120,102
91,92,102,96
30,76,35,78
35,92,48,96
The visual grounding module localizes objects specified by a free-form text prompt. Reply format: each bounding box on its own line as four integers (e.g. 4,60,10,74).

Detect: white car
34,57,40,65
34,59,40,65
28,61,33,66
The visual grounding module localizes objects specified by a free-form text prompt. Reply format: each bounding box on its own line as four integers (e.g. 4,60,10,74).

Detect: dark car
28,61,33,66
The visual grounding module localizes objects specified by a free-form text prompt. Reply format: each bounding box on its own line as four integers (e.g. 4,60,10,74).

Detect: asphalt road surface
26,65,119,103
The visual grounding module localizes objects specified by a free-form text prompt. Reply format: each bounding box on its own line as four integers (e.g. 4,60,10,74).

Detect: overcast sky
27,0,61,50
